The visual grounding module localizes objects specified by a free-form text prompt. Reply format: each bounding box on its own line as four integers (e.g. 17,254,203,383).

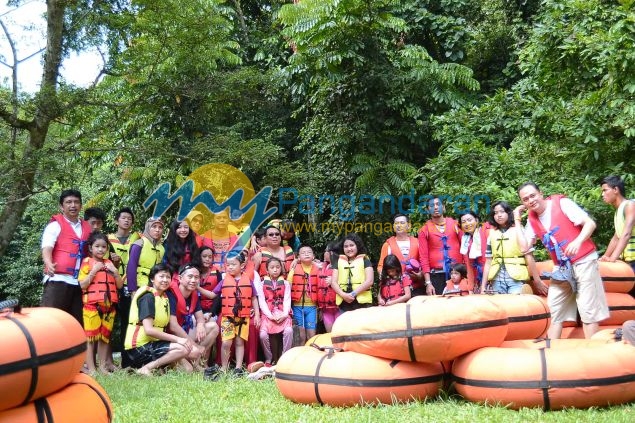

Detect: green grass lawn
96,371,634,423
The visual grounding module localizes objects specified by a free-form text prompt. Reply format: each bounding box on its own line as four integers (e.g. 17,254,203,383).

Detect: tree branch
0,106,34,129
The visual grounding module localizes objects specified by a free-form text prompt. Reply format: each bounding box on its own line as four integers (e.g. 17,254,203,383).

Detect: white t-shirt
524,198,597,262
395,240,411,259
41,217,86,285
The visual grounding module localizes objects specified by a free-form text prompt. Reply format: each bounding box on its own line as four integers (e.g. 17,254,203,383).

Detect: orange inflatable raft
480,294,550,340
275,345,444,406
330,296,508,363
452,339,635,410
305,333,333,347
561,325,623,339
534,260,635,293
603,292,635,325
0,373,113,423
0,302,86,412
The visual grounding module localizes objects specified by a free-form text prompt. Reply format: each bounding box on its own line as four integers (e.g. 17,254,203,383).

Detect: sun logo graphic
143,163,277,251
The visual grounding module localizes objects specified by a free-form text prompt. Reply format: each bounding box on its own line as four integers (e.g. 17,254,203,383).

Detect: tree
428,0,635,248
0,0,243,260
276,0,479,214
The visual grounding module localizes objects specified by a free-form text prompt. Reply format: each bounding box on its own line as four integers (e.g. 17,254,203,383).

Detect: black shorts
126,341,171,368
41,281,84,325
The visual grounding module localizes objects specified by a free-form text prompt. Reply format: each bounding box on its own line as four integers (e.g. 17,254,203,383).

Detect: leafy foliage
428,0,635,250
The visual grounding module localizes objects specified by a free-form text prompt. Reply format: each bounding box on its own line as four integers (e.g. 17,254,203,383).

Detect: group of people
38,176,635,376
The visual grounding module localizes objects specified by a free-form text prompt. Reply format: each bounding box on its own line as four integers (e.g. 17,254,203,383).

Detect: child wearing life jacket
317,243,339,332
78,232,123,374
257,257,292,366
196,246,222,319
287,245,320,345
204,251,260,376
442,263,472,294
378,254,412,306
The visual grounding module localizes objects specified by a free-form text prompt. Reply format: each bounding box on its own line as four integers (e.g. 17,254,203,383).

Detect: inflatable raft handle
0,298,20,314
442,290,470,297
309,343,343,356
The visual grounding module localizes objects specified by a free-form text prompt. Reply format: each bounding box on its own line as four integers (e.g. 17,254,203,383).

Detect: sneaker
204,365,221,380
247,361,264,373
233,367,247,377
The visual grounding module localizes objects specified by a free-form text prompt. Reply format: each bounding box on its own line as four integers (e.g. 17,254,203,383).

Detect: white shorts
547,259,610,324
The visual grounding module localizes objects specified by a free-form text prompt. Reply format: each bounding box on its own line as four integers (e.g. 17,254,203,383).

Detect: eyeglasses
267,232,281,237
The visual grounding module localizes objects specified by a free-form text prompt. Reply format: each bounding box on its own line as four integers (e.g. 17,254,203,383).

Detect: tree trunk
0,0,65,259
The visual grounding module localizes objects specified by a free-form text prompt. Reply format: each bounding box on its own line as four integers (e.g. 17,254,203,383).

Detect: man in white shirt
516,182,609,339
41,189,92,324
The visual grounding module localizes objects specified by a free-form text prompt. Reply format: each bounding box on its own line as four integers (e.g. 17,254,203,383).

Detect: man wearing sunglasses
252,225,296,277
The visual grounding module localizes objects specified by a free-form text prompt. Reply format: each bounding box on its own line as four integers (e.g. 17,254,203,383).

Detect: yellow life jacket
125,286,170,349
487,228,529,282
136,237,165,288
336,254,372,305
615,200,635,262
108,232,142,277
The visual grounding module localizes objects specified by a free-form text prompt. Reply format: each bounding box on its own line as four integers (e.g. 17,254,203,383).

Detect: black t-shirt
137,292,155,322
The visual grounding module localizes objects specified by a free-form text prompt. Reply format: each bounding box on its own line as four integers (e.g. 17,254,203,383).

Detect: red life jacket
380,275,412,301
168,281,199,327
199,267,221,312
386,236,420,271
444,278,472,293
48,214,92,277
418,217,463,273
290,263,319,304
528,195,596,264
81,258,119,305
317,264,337,309
220,272,253,318
258,246,295,277
262,276,286,312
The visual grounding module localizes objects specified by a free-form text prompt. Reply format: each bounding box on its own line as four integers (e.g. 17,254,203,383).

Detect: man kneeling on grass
124,264,193,375
166,264,219,370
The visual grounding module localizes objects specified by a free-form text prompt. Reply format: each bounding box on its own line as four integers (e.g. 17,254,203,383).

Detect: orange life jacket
48,214,92,277
444,278,472,293
290,263,319,304
528,195,596,264
317,264,337,309
258,246,295,277
81,257,119,305
220,272,253,318
386,236,420,271
380,275,411,301
262,276,286,312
